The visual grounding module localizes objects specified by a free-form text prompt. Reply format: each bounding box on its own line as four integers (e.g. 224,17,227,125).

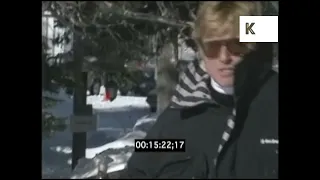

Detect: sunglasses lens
202,39,252,58
203,41,220,58
228,39,251,55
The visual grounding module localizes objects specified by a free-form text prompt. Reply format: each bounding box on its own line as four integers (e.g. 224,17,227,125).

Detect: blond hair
193,1,263,42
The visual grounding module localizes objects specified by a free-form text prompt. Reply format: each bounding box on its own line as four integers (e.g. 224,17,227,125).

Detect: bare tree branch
185,2,197,21
156,1,167,17
47,7,83,37
48,0,195,43
97,1,191,28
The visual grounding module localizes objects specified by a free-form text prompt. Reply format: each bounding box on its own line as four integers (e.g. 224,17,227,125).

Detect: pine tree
42,15,73,138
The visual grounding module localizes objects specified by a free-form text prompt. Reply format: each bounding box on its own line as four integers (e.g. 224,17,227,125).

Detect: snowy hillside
42,89,157,179
70,114,157,179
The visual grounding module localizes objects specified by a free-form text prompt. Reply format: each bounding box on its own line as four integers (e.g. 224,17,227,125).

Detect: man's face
201,35,251,87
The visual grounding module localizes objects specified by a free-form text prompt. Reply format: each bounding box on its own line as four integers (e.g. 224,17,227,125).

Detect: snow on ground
42,88,157,179
87,95,151,111
71,114,157,179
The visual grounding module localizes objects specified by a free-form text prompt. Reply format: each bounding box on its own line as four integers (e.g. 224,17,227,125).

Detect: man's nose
219,45,231,63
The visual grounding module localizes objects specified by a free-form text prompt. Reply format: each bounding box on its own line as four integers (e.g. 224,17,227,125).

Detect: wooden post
71,35,87,170
71,72,89,170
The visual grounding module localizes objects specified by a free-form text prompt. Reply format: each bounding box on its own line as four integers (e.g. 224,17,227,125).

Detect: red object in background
104,90,111,101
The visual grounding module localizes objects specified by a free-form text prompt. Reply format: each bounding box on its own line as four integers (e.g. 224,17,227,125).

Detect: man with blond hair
122,1,278,178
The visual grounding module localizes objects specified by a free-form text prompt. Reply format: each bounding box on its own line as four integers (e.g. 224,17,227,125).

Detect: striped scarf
170,60,236,166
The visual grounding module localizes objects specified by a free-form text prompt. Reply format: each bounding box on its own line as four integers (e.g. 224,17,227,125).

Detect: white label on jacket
260,138,278,145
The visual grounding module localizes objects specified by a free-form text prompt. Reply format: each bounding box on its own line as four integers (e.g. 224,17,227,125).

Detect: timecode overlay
135,139,186,152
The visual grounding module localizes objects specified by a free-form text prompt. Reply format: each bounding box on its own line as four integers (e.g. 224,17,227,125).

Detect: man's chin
216,78,233,87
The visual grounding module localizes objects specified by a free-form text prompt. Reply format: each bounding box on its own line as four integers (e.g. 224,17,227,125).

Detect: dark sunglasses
201,38,254,58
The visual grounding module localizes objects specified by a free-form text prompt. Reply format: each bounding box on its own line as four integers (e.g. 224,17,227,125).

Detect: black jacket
122,43,278,179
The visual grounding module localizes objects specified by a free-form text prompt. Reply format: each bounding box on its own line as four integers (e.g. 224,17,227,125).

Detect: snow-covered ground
42,89,157,179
